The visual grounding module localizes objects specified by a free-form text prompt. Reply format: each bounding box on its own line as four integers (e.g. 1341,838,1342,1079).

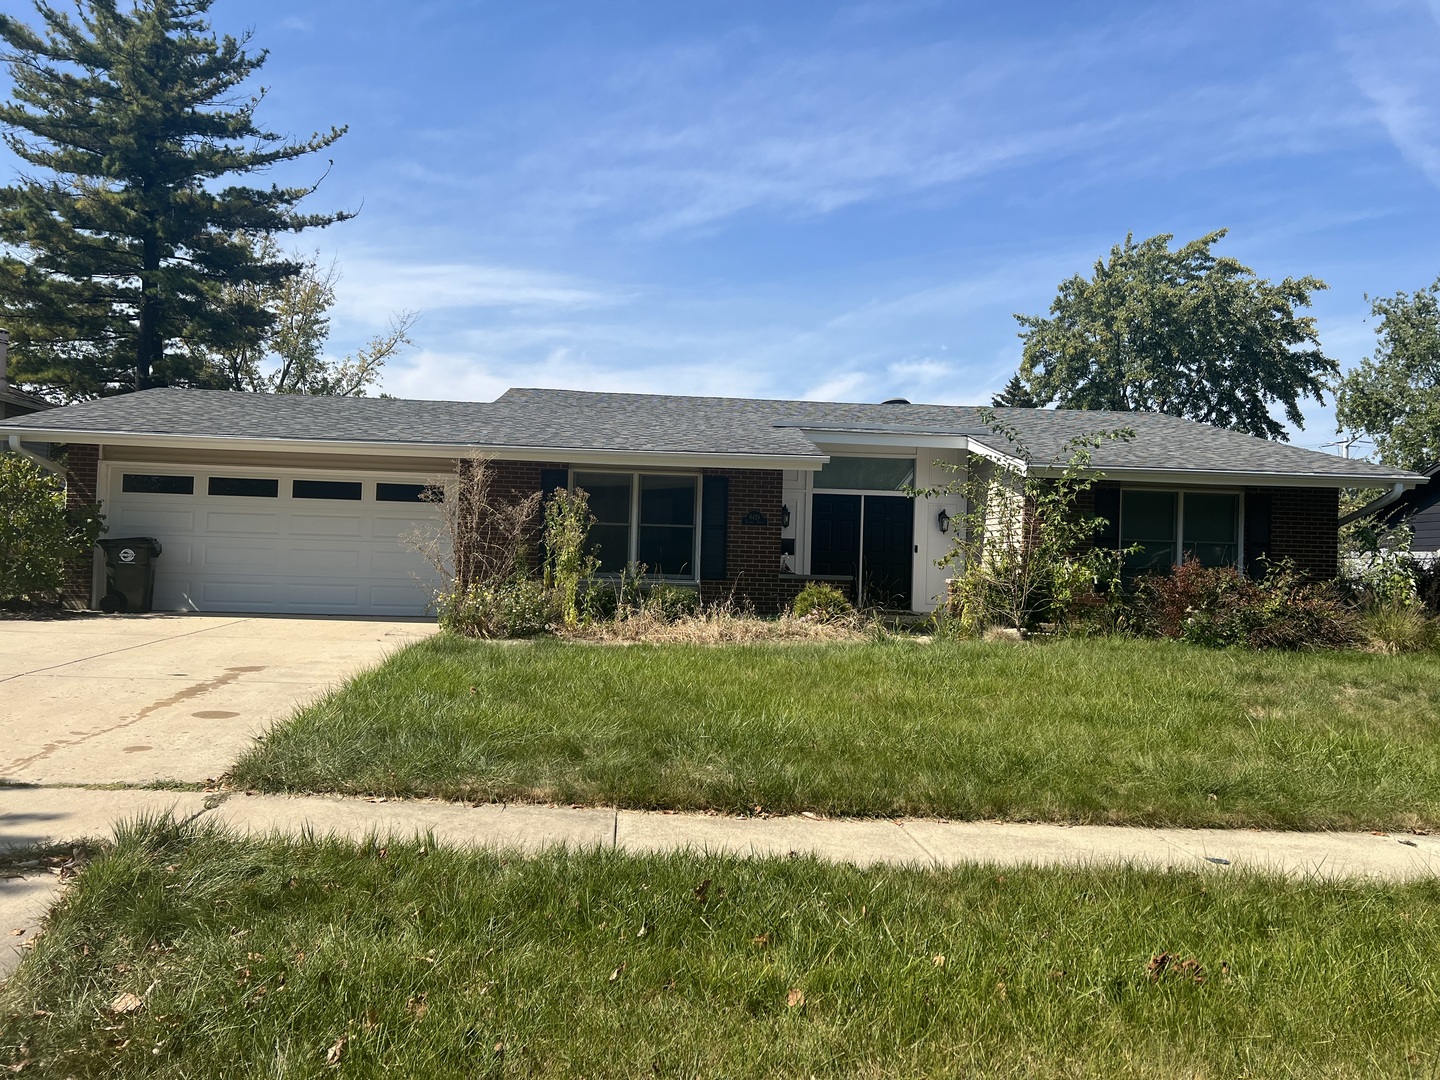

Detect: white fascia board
1027,465,1427,488
800,428,1026,472
0,427,823,471
800,428,969,451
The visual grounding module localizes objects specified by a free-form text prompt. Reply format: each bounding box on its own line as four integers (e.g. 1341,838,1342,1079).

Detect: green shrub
643,583,700,623
579,580,619,622
1360,600,1438,654
1138,559,1358,651
792,582,853,623
542,486,599,628
437,576,553,638
0,454,104,607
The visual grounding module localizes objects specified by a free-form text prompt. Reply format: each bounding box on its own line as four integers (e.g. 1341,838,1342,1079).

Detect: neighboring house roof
0,386,1424,487
0,382,55,418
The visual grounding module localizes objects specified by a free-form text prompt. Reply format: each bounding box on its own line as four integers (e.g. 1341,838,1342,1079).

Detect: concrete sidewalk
4,785,1439,882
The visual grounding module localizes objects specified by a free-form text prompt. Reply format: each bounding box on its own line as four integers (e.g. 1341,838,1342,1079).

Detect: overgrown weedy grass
3,818,1439,1077
229,635,1440,829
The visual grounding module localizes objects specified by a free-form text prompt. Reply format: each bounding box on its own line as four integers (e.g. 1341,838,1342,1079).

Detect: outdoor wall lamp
937,508,951,533
781,504,791,528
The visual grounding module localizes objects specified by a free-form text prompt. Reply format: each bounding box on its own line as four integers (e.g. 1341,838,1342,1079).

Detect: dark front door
862,495,913,609
810,494,861,592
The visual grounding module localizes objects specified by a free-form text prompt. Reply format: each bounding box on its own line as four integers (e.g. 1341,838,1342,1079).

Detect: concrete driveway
0,614,436,785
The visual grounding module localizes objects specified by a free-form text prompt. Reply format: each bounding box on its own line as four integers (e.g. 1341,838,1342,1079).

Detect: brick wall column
1257,486,1339,579
61,443,100,608
699,466,797,614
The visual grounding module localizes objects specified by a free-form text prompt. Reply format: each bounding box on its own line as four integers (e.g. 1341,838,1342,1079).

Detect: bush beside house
0,453,103,608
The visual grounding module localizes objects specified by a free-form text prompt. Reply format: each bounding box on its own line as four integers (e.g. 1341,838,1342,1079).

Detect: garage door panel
287,583,362,606
200,580,281,606
112,508,195,533
291,514,363,537
368,589,436,614
204,544,279,568
372,514,438,539
288,546,361,570
369,548,430,572
206,511,280,534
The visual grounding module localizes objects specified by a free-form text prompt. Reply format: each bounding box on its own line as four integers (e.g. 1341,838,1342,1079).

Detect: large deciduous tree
1010,230,1334,441
1334,278,1440,473
199,235,416,397
0,0,350,398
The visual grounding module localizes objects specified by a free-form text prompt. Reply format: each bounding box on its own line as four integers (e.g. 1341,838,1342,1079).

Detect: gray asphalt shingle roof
0,385,1420,484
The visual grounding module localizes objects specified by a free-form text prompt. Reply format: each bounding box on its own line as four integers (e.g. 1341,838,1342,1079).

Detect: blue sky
15,0,1440,448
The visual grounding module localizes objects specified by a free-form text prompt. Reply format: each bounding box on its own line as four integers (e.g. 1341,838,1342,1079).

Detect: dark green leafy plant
1335,277,1440,472
542,486,599,628
0,453,103,606
1011,229,1333,441
792,582,853,623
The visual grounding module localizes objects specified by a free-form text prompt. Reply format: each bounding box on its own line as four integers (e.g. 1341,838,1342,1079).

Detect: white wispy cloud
330,257,618,327
1334,0,1440,189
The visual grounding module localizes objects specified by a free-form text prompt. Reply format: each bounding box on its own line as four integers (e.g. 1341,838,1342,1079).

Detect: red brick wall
1251,486,1339,579
62,443,100,608
698,466,795,614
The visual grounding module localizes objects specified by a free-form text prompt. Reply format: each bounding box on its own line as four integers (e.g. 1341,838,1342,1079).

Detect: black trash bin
97,537,162,613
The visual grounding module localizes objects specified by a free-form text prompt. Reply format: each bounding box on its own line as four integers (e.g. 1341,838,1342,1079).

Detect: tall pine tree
0,0,350,398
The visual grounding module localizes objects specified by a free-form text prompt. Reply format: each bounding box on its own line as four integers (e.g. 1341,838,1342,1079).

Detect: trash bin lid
99,536,162,558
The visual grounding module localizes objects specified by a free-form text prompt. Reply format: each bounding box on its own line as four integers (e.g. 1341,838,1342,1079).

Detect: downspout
1337,482,1407,526
8,433,65,477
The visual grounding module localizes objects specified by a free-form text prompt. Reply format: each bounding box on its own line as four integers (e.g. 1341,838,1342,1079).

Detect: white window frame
570,469,702,582
1119,488,1245,570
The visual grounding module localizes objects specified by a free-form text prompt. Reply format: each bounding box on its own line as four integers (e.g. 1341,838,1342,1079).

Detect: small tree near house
408,457,547,637
0,453,104,607
919,411,1135,635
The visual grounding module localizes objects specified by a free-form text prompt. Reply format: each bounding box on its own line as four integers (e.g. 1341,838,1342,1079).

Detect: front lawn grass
230,635,1440,830
4,818,1439,1078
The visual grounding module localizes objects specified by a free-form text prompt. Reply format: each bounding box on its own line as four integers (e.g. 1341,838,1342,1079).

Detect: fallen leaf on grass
406,993,428,1019
325,1036,347,1067
109,993,144,1015
608,963,627,983
932,955,945,967
786,988,805,1008
751,934,770,948
693,879,710,905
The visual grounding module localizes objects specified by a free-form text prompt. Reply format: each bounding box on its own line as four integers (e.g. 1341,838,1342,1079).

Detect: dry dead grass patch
555,608,874,644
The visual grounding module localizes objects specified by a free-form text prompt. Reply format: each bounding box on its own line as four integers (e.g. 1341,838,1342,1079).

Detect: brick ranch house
1,387,1423,616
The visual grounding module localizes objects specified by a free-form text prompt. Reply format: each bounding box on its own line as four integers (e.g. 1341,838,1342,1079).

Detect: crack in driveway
0,617,246,683
3,666,266,775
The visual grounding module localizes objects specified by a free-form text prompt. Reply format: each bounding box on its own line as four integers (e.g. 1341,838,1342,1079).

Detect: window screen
813,457,915,491
573,472,632,573
122,473,194,495
1182,492,1239,568
637,475,696,576
1121,491,1177,573
208,476,279,498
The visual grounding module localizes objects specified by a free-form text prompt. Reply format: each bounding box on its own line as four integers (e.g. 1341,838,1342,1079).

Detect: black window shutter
700,475,729,580
1243,490,1272,577
540,468,569,498
1092,485,1120,548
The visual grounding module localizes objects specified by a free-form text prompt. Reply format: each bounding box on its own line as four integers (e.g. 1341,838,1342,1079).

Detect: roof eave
1027,464,1428,488
0,426,825,471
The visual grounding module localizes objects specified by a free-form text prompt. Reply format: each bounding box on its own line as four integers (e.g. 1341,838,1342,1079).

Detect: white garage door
102,464,447,615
